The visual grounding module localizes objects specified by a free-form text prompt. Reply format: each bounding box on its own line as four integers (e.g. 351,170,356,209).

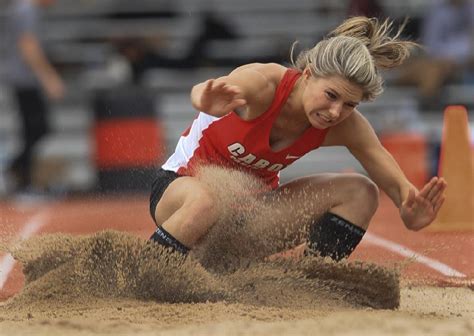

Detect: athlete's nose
328,103,342,120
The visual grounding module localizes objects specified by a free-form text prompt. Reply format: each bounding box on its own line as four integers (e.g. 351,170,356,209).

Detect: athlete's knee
181,187,218,231
187,189,216,218
151,182,217,252
345,174,379,211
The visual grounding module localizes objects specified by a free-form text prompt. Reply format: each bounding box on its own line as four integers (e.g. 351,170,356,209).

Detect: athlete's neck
281,76,311,131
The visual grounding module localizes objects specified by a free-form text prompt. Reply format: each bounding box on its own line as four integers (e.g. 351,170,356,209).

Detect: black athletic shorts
149,168,182,224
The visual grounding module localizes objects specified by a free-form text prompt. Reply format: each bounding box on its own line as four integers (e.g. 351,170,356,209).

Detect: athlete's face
301,70,363,129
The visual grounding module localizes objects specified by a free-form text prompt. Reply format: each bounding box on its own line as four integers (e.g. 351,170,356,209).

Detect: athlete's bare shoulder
229,63,286,90
224,63,288,119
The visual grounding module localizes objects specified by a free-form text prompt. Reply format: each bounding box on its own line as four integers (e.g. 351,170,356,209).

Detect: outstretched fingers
204,79,215,92
208,81,243,96
433,195,446,213
425,179,441,200
226,98,247,111
214,81,226,90
230,86,243,96
419,177,438,199
430,179,447,204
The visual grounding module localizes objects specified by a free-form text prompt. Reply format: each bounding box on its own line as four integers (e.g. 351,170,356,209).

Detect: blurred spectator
4,0,65,192
396,0,474,105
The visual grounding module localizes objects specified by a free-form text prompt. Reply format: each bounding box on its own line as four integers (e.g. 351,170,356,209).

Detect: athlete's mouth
308,112,328,129
316,112,333,123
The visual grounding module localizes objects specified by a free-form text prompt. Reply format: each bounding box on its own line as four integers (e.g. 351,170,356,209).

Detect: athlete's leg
152,176,220,249
262,173,379,260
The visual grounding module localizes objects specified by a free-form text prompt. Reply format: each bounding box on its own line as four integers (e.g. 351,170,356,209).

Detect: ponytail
292,16,418,100
329,16,417,69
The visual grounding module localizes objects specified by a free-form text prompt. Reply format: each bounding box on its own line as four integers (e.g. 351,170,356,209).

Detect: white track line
0,209,50,289
365,232,466,278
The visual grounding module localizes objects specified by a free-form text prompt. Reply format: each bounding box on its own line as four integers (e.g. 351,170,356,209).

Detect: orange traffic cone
430,106,474,231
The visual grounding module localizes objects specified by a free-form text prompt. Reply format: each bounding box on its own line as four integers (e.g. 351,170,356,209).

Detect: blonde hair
292,17,418,101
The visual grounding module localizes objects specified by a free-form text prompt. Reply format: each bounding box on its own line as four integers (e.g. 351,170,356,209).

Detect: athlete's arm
324,111,446,230
328,112,413,206
190,63,278,118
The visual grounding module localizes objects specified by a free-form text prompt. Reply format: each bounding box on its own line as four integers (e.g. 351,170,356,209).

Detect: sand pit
0,288,472,335
1,167,472,335
0,230,472,336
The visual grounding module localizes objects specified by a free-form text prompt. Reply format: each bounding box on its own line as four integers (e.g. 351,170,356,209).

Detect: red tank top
162,68,329,189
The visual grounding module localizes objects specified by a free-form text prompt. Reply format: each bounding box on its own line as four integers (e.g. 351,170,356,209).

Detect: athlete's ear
303,67,312,80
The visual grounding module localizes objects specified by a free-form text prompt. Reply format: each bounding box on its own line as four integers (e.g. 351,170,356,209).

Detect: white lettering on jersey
228,143,245,156
268,164,284,172
253,159,270,169
227,142,287,172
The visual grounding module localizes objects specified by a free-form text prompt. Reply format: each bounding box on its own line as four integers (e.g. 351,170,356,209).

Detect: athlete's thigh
154,176,214,226
256,174,351,241
270,173,349,217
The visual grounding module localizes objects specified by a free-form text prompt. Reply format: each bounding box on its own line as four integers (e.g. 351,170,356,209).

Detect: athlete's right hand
194,79,247,116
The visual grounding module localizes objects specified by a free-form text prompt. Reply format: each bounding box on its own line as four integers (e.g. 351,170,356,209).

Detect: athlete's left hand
400,177,447,231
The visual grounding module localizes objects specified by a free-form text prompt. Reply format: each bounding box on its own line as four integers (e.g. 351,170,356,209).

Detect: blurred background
0,0,473,198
